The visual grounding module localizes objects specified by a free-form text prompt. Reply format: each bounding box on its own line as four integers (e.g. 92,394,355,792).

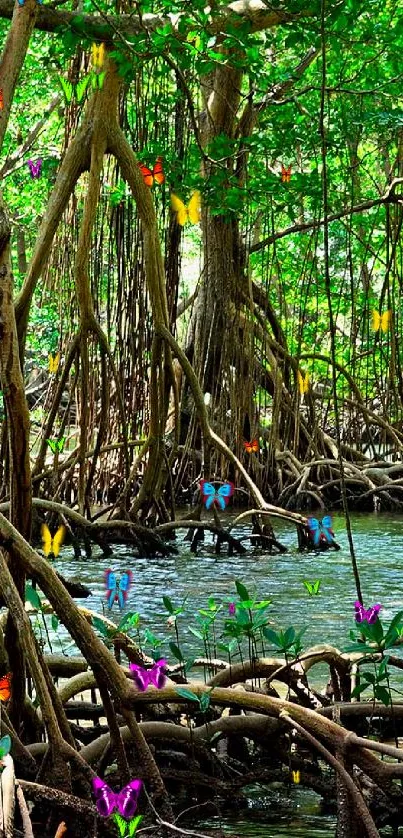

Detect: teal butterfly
113,813,143,837
0,736,11,759
303,580,321,596
58,75,90,104
91,70,106,91
46,437,66,454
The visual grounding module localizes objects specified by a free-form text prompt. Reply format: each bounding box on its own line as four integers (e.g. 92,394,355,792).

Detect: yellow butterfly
292,770,300,784
41,524,66,558
297,371,309,395
48,353,60,374
91,42,105,69
372,309,391,332
171,191,201,226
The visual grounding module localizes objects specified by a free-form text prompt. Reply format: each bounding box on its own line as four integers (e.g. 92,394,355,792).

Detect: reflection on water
202,785,336,836
50,511,403,837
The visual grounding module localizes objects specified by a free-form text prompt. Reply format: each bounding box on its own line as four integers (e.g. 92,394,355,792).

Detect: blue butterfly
306,515,335,547
105,569,132,609
18,0,43,5
200,481,234,511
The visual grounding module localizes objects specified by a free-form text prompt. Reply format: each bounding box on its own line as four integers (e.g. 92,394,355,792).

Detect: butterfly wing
105,569,117,609
372,310,381,331
367,604,381,624
307,517,320,546
118,571,132,608
250,439,259,452
297,371,309,394
117,780,143,819
354,601,365,623
128,816,143,836
91,43,105,68
320,515,334,544
381,310,391,332
52,525,66,558
171,193,188,226
92,777,116,817
0,90,4,110
0,674,11,703
113,813,127,838
149,659,167,689
58,76,73,104
56,437,66,453
41,524,52,557
129,663,149,692
217,481,234,510
47,439,57,454
96,71,106,90
30,159,42,178
188,190,201,224
313,580,321,594
200,480,216,510
75,74,90,103
152,156,165,185
139,164,154,187
281,164,291,182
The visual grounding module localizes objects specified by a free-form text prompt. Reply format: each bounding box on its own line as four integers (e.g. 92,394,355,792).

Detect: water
52,511,403,663
48,511,403,836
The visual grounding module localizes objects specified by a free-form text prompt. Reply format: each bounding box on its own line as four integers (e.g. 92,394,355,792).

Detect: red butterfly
281,164,291,183
243,439,259,453
138,156,165,187
0,673,12,702
0,90,4,110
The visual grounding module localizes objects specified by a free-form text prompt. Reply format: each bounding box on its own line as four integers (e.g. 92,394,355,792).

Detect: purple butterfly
354,601,381,624
92,777,142,818
27,159,42,179
129,659,167,692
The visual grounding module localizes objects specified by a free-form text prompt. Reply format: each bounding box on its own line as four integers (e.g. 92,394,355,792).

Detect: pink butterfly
27,159,42,178
129,659,167,691
92,777,142,818
354,601,381,624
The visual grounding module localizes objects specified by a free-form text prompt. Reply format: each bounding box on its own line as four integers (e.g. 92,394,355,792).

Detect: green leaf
188,627,204,640
175,687,199,702
163,595,174,614
351,683,369,697
235,580,250,602
118,612,139,632
263,627,281,647
25,584,42,611
92,617,111,637
51,614,59,631
199,692,211,712
169,642,183,661
184,658,195,674
361,670,375,684
374,686,391,705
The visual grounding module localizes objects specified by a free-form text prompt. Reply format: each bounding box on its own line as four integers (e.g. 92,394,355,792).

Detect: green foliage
263,626,306,657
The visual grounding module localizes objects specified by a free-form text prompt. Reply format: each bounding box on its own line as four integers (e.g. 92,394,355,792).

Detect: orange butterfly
0,673,12,702
281,164,291,183
0,90,4,110
243,439,259,453
139,157,165,187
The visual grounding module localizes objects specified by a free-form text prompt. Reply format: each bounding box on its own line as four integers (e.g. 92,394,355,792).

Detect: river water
50,511,403,837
